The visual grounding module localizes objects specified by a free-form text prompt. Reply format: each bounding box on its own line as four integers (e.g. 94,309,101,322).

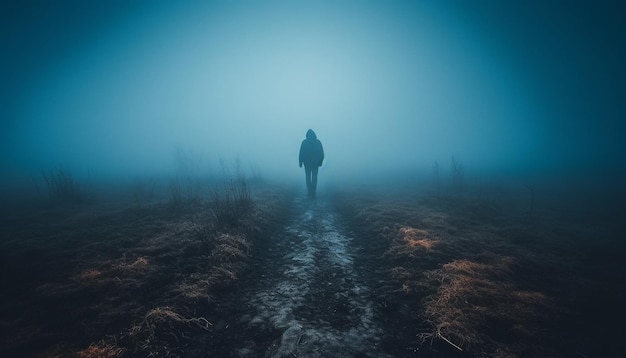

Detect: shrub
169,177,183,206
41,166,83,204
168,176,203,208
211,176,252,228
450,156,464,193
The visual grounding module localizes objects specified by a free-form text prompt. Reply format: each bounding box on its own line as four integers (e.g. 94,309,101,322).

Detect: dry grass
211,177,253,228
176,232,251,301
387,226,437,258
334,190,566,357
177,276,211,300
212,233,250,262
122,306,212,357
77,268,102,280
77,341,125,358
115,256,150,271
176,266,239,302
1,182,290,357
41,165,84,204
418,258,550,353
143,306,212,330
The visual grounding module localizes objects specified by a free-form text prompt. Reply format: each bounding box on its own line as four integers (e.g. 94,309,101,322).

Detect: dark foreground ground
1,180,624,357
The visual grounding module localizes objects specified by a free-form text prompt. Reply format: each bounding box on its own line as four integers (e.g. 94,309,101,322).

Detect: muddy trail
208,196,410,358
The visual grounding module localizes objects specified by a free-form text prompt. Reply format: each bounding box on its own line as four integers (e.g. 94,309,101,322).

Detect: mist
2,0,623,194
2,2,626,356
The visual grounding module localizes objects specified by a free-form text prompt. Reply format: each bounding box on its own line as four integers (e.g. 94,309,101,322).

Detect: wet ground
210,196,395,357
2,185,623,357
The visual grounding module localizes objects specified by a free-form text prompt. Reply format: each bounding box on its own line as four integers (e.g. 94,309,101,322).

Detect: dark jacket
299,129,324,167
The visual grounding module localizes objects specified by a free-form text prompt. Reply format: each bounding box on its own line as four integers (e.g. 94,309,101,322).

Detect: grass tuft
387,226,437,258
418,258,549,352
77,341,125,358
211,177,253,228
41,166,83,204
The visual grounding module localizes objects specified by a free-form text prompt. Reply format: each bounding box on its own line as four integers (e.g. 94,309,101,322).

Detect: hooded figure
299,129,324,198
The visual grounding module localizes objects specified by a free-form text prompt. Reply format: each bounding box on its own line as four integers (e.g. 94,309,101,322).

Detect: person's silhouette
299,129,324,199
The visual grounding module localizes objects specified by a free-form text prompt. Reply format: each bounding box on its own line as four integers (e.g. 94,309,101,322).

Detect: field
332,179,625,357
1,176,623,357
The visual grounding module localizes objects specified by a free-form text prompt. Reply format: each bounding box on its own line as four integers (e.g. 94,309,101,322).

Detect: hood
306,129,317,140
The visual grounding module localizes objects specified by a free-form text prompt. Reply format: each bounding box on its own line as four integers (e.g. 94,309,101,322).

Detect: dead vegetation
211,233,251,262
211,177,253,228
333,188,611,357
417,258,550,353
119,306,212,356
0,181,290,357
76,340,126,358
77,268,102,281
114,256,150,272
41,165,85,204
387,226,437,257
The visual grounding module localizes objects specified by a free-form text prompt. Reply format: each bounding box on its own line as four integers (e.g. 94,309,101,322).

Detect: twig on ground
438,332,463,351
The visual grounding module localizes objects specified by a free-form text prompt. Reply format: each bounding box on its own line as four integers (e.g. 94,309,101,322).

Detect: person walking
299,129,324,199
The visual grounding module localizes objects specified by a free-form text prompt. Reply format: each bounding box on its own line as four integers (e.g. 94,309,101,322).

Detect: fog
2,0,625,193
2,4,625,355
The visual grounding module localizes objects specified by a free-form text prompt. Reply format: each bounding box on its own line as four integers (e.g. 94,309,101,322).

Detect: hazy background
2,0,625,193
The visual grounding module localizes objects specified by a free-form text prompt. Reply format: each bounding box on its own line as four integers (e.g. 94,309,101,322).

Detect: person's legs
311,166,319,198
304,165,312,197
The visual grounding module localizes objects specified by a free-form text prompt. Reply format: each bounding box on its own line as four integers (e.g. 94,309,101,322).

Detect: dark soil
1,183,624,357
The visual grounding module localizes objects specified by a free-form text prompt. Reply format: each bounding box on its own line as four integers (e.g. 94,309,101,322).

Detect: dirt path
225,196,392,358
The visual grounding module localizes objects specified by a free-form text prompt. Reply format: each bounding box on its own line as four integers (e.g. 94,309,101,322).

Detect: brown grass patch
177,273,211,299
77,269,102,280
77,341,125,358
123,306,212,356
211,233,250,262
176,232,251,301
123,257,150,270
1,183,291,357
209,266,238,281
143,307,212,329
418,258,549,353
127,256,149,268
387,226,437,258
112,256,150,274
